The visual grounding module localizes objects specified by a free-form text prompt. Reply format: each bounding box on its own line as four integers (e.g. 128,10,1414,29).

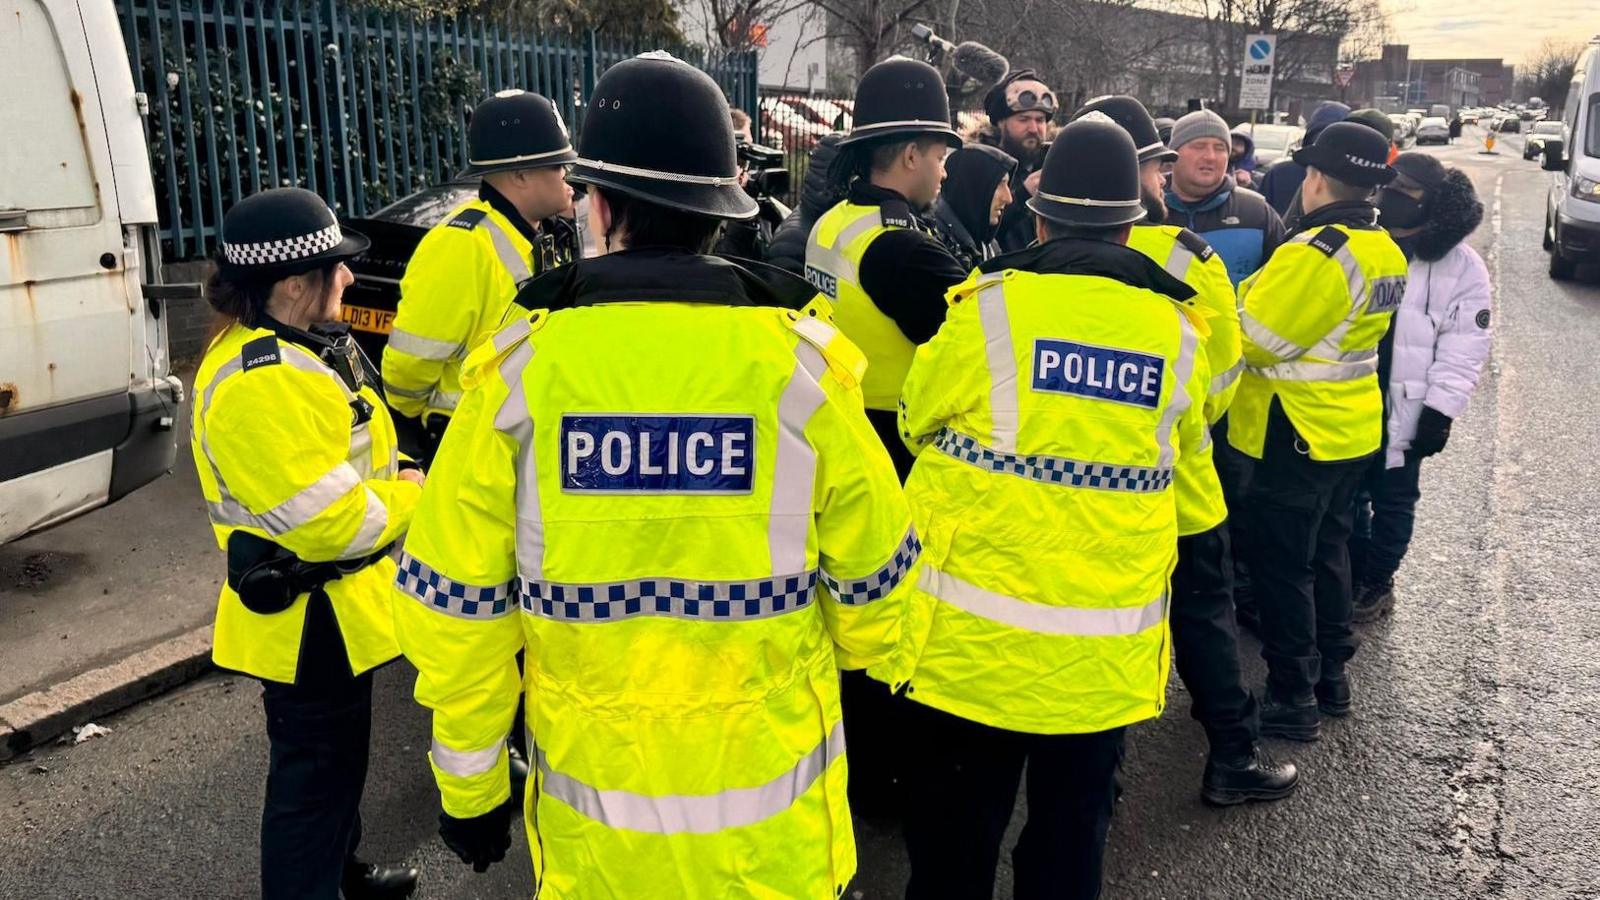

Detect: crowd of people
187,46,1494,900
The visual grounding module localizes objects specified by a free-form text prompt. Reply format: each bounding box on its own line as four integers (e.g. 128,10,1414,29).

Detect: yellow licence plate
341,304,394,335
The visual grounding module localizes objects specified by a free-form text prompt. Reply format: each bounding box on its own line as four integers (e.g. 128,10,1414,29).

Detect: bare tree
1519,39,1584,108
688,0,814,51
804,0,949,77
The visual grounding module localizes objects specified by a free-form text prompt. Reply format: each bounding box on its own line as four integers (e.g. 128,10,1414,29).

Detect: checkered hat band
223,222,343,267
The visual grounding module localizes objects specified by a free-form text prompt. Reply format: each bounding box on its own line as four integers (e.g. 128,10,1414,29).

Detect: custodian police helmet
1026,115,1146,228
217,187,370,281
460,89,577,177
839,56,962,149
567,52,757,220
1071,95,1177,164
1291,121,1397,188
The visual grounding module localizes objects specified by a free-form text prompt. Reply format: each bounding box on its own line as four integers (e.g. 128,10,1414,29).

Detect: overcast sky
1387,0,1600,66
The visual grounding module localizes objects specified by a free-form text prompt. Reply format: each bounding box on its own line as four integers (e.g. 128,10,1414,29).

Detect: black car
338,179,481,362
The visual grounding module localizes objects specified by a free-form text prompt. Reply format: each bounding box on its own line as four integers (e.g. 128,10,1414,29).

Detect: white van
0,0,186,543
1544,37,1600,280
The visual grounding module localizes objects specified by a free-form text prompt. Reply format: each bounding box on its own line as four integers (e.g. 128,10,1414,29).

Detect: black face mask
1378,188,1427,231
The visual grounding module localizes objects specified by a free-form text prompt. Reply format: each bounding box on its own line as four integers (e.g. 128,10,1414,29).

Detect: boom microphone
910,23,957,55
951,41,1010,91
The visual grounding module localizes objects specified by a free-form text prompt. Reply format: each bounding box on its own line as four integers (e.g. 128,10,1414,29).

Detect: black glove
439,798,513,873
1410,405,1453,458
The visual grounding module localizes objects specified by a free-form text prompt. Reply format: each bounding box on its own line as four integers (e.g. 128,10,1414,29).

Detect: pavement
3,130,1600,898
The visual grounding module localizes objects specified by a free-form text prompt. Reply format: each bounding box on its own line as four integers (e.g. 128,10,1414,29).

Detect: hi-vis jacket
1229,218,1408,462
383,196,564,422
805,199,921,411
884,240,1211,735
392,252,918,899
193,322,420,684
1126,224,1239,536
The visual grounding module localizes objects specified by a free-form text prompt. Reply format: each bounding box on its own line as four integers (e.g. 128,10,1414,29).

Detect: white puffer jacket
1385,240,1492,468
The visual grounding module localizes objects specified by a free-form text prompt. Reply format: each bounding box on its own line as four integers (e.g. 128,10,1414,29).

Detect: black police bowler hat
567,52,757,220
218,188,370,279
1072,95,1177,164
839,57,962,149
1026,115,1146,228
1291,121,1397,188
461,89,578,177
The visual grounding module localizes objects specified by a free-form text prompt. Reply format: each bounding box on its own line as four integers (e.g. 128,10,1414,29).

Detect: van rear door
0,0,180,543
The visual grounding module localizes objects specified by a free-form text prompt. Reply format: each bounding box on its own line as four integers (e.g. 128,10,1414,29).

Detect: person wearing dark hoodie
1163,109,1286,286
930,144,1018,272
1229,128,1259,187
1349,153,1491,622
766,133,844,275
1260,100,1350,217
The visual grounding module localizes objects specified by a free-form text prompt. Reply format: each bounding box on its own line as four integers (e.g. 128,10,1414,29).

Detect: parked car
1498,116,1522,133
1416,116,1451,144
1526,120,1566,159
1235,123,1304,166
1545,37,1600,280
1461,110,1480,125
1,0,187,544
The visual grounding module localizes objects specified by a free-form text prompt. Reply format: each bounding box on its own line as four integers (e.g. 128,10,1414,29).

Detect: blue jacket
1163,181,1286,287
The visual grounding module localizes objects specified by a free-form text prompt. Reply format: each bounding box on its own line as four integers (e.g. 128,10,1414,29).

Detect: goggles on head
1006,81,1057,116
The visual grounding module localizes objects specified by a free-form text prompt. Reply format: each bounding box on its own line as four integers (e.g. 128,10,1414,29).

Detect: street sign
1240,34,1276,110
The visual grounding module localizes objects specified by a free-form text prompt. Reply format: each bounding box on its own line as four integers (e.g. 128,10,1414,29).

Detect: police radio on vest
562,414,756,493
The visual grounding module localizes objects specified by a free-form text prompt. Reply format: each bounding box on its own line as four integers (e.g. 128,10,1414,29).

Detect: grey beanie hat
1169,109,1231,151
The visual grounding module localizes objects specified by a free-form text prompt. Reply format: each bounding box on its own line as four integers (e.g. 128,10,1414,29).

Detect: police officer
886,117,1211,900
192,188,422,900
391,53,918,897
805,56,967,481
1229,122,1408,738
383,89,577,459
1072,96,1297,806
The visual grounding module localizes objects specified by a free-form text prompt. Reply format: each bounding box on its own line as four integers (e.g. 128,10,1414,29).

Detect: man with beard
1073,96,1297,806
980,69,1057,253
930,144,1018,272
1349,153,1491,622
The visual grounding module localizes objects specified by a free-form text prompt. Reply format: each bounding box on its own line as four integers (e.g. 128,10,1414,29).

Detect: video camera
737,140,790,201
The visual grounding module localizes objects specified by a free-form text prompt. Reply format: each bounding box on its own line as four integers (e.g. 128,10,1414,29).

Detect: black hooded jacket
767,134,845,274
931,144,1018,272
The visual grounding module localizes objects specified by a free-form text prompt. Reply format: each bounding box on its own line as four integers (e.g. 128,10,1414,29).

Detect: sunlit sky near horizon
1386,0,1600,66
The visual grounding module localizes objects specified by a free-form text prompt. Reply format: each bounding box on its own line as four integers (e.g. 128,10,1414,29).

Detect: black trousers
259,594,373,900
1349,451,1424,584
900,699,1126,900
1240,402,1368,700
866,407,916,483
1173,523,1259,755
839,669,904,816
1211,416,1255,606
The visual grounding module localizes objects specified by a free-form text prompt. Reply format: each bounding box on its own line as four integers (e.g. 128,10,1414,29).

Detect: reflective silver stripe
382,380,432,400
519,571,817,622
770,339,827,575
1163,243,1194,281
431,738,505,778
921,566,1167,637
976,276,1018,452
387,327,460,362
480,216,534,285
933,428,1173,493
537,719,845,834
340,486,391,558
492,340,543,581
1155,308,1199,468
1253,356,1377,382
1239,310,1307,362
492,316,533,355
805,210,882,285
349,422,374,478
395,552,517,619
429,389,463,412
820,526,920,605
1210,357,1245,395
205,462,362,535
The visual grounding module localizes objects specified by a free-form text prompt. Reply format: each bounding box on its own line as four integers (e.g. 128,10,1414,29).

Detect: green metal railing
116,0,759,260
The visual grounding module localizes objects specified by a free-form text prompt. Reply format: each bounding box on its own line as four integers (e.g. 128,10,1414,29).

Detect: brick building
1353,45,1513,109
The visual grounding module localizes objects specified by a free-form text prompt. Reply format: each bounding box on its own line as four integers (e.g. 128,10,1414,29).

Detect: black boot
1317,663,1352,717
341,861,420,900
1201,744,1300,807
1259,692,1320,742
1352,578,1395,624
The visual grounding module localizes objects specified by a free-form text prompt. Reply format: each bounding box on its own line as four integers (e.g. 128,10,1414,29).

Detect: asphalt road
3,134,1598,900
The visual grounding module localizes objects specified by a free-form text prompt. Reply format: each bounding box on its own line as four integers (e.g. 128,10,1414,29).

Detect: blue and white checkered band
222,221,342,267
